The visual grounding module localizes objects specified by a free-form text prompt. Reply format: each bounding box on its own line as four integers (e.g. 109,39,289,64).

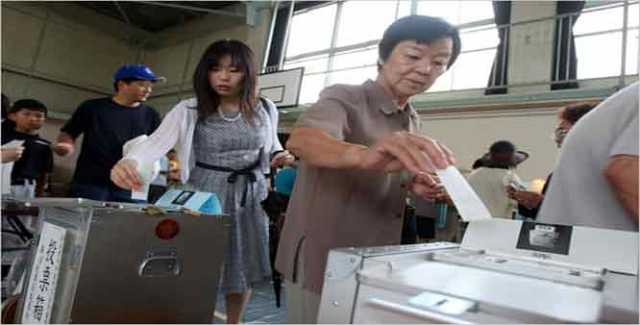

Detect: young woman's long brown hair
192,39,258,123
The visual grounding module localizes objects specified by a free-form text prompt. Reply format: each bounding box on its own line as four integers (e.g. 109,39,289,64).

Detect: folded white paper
123,135,159,201
436,166,492,221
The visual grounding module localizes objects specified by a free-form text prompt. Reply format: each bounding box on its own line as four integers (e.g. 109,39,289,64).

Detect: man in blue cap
54,64,163,202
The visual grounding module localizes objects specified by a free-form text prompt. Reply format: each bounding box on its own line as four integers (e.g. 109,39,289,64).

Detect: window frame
572,1,639,80
280,0,500,103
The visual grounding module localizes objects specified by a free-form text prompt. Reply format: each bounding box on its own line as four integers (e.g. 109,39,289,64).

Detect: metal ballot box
13,198,230,324
318,219,638,323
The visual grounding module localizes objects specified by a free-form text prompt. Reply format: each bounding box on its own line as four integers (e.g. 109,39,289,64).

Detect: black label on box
516,221,573,255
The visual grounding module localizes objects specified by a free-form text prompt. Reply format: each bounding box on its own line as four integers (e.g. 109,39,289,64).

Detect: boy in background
2,99,53,198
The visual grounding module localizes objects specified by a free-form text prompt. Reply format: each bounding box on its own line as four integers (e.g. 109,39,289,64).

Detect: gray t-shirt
539,82,639,231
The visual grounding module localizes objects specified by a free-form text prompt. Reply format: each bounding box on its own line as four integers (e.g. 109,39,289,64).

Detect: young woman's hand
110,159,143,190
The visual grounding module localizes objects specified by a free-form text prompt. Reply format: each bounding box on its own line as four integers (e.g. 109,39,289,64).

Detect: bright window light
328,66,378,86
573,6,623,35
626,29,639,75
285,0,498,103
460,27,499,52
574,2,637,79
284,55,329,74
575,32,622,79
451,49,497,90
297,73,327,105
629,4,639,28
417,0,493,25
336,1,398,47
285,4,337,58
331,48,378,70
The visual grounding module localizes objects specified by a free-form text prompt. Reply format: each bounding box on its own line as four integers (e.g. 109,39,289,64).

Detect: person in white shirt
539,82,638,231
467,140,527,219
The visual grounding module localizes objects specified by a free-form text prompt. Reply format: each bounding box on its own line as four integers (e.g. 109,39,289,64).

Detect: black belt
196,156,261,207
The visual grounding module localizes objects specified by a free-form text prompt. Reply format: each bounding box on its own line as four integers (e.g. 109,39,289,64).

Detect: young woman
110,39,294,323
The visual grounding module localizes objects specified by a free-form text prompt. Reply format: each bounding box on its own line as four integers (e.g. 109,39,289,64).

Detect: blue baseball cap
113,64,166,82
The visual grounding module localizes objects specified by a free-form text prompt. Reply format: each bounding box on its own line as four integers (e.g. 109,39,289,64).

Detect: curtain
485,1,511,95
551,1,585,90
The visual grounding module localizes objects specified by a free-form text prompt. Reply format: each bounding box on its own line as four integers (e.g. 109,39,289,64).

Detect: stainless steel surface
352,283,514,324
601,272,639,323
23,197,101,208
365,298,474,324
138,248,182,278
461,219,639,275
16,200,230,323
70,208,229,323
318,243,459,324
319,220,639,323
317,250,363,324
357,251,604,323
333,242,459,258
428,250,604,290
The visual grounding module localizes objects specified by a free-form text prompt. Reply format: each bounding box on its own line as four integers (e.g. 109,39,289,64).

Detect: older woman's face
380,38,453,99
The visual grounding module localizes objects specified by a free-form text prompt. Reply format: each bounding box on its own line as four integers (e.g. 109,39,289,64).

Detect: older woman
275,15,461,323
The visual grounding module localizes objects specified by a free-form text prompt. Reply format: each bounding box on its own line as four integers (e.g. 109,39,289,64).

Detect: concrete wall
1,3,141,116
507,1,557,95
144,5,274,114
2,2,274,115
2,3,142,191
1,2,274,191
419,107,560,181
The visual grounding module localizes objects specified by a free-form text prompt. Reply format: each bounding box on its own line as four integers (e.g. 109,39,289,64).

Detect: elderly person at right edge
276,16,461,323
538,82,638,231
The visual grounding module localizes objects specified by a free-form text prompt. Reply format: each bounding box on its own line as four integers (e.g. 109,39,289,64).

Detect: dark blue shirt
61,97,161,187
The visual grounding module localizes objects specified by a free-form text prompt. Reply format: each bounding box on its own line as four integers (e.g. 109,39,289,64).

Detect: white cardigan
123,97,284,184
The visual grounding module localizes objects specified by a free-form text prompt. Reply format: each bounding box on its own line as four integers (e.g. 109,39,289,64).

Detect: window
285,4,337,58
336,1,399,47
417,0,494,25
574,1,639,79
283,54,330,104
283,0,497,104
417,1,497,91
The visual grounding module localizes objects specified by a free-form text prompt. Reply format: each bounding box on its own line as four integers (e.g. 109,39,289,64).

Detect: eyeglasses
550,127,569,141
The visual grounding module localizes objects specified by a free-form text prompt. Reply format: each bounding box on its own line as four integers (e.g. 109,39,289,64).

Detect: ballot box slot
427,249,604,290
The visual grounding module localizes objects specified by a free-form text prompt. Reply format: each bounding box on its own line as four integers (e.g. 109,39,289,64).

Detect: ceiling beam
143,1,245,18
113,1,133,26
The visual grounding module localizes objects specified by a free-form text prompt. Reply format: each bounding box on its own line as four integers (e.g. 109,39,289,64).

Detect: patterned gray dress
189,108,271,294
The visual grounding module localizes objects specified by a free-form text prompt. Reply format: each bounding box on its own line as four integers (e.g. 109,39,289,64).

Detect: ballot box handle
366,298,473,324
138,255,182,277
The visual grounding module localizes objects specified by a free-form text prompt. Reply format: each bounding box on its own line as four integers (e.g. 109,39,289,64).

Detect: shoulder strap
259,96,271,114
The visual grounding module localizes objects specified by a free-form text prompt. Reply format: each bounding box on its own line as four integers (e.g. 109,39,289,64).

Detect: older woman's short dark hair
561,102,598,124
378,15,461,69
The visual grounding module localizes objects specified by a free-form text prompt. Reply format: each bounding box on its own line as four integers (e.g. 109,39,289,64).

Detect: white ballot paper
436,166,492,221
